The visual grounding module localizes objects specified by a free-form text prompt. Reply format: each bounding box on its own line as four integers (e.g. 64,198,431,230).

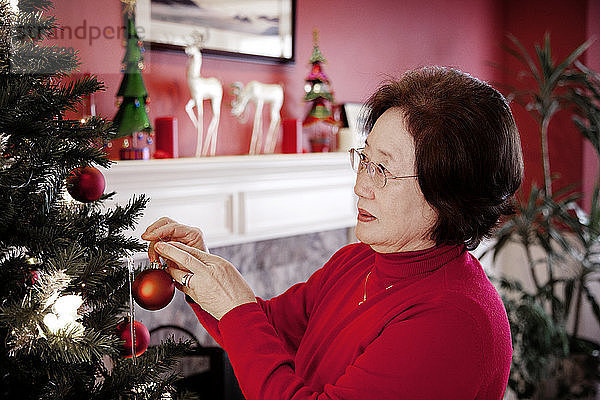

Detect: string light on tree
7,270,73,354
42,294,85,336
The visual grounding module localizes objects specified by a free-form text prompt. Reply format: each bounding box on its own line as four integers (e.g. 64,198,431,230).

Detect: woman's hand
153,241,257,320
141,217,208,263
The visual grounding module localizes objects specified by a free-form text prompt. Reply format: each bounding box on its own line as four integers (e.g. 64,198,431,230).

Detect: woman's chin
354,225,376,246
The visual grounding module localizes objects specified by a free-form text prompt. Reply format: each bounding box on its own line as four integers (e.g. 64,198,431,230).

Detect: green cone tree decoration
303,29,336,127
113,11,152,138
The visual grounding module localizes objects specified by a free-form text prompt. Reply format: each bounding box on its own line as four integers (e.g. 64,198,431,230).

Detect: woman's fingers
168,268,194,299
148,240,160,262
160,241,212,263
173,279,187,292
155,241,255,320
143,222,186,246
143,218,176,261
143,218,208,262
166,266,195,290
162,258,190,273
141,217,176,240
146,223,179,262
153,241,208,275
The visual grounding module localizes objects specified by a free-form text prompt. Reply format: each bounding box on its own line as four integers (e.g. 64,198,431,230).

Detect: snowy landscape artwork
136,0,294,61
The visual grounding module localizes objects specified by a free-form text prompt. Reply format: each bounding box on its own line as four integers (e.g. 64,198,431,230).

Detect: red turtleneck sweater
188,243,512,400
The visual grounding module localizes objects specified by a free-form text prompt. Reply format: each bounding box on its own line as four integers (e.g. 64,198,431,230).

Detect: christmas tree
303,29,336,126
0,1,191,398
303,29,338,151
113,7,152,139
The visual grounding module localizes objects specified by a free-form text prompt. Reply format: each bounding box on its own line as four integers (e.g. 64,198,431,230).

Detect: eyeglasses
348,147,417,188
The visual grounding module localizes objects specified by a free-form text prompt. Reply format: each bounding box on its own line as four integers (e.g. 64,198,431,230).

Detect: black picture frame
136,0,295,64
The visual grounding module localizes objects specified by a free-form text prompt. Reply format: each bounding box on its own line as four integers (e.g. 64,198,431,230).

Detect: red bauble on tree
116,319,150,358
132,268,175,311
27,270,38,286
66,166,105,203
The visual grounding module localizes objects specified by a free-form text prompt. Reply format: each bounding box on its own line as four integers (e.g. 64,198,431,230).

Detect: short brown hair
363,66,523,249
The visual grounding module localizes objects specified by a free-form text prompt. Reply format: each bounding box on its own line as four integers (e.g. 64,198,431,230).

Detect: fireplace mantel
101,153,357,248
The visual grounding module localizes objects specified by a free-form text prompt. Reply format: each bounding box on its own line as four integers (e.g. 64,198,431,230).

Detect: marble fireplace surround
101,153,358,345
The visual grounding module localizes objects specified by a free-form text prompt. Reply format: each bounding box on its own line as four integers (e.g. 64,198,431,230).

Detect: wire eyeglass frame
348,147,417,188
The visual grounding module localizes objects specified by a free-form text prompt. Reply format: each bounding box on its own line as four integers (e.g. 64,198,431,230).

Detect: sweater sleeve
186,269,322,351
253,262,327,355
250,244,362,351
187,300,225,347
218,302,486,400
187,245,349,352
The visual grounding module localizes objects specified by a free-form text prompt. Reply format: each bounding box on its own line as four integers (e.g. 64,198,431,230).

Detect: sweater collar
372,244,464,281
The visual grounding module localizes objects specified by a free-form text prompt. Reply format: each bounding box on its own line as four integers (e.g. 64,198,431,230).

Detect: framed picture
341,103,368,137
135,0,295,63
338,102,368,151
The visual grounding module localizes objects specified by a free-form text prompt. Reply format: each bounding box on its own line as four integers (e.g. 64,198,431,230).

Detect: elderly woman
143,66,523,400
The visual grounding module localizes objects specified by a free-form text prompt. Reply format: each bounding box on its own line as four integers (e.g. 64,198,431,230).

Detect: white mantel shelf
101,152,357,248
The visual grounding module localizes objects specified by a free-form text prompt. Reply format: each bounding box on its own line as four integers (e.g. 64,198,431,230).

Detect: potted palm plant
484,34,600,399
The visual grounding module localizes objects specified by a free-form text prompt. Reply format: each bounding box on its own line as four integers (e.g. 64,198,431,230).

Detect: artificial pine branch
99,339,192,400
58,75,105,113
104,194,151,234
38,326,120,364
0,1,193,397
14,0,53,13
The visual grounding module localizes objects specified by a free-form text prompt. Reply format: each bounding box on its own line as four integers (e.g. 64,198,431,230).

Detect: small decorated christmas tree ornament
113,4,152,159
303,32,333,104
303,29,339,152
116,318,150,358
132,266,175,311
66,166,106,203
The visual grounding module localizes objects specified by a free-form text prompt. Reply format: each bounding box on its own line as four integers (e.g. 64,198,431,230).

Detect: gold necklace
358,270,393,306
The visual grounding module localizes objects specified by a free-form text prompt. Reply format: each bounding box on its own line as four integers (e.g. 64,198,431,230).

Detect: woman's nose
353,170,375,199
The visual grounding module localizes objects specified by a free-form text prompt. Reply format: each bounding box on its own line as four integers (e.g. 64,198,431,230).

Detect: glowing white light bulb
53,294,82,319
43,294,84,336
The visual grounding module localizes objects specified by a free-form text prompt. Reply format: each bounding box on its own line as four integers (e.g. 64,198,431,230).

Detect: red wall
502,0,588,197
50,0,595,199
51,0,502,156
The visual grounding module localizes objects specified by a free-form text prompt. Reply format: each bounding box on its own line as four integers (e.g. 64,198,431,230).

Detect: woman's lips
358,208,377,222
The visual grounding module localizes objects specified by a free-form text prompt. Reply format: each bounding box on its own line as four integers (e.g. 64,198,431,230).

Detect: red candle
282,119,302,153
155,117,178,158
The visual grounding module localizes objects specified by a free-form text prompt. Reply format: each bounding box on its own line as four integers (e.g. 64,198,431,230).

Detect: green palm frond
486,33,600,398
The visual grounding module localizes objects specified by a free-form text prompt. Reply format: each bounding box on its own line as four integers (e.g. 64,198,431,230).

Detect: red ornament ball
22,270,38,287
116,319,150,358
28,270,39,286
66,166,105,203
132,268,175,311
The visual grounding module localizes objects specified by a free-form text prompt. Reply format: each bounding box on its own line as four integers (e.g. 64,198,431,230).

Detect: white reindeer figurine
231,81,284,154
185,44,223,157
